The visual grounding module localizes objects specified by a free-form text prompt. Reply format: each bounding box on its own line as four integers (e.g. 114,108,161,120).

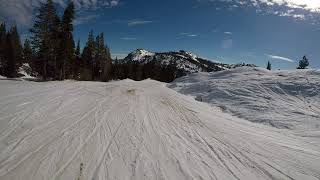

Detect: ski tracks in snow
0,79,319,180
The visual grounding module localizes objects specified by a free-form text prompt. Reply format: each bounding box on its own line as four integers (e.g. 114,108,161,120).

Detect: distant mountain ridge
113,49,256,82
122,49,229,73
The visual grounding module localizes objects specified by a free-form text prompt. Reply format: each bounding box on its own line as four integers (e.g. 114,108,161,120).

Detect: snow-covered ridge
122,49,256,74
170,67,320,133
125,49,199,63
122,49,231,74
129,49,155,61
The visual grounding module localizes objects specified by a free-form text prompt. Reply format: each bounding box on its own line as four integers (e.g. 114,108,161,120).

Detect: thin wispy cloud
120,37,137,40
128,20,153,26
198,0,320,21
206,0,320,11
266,54,295,62
180,32,199,37
0,0,121,26
74,14,100,25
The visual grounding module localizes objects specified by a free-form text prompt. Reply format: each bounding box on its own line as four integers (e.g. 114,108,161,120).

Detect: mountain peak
129,49,155,61
178,50,198,60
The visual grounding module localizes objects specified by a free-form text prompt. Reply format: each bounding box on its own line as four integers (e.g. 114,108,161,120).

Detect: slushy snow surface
0,75,320,179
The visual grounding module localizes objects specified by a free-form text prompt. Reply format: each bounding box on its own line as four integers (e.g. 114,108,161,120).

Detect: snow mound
170,67,320,132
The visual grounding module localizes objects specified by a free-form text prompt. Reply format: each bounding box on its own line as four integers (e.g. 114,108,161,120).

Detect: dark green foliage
60,1,75,80
22,38,36,76
75,40,81,58
80,31,112,81
23,39,33,64
112,60,181,83
80,30,95,80
29,0,78,80
297,56,309,69
0,23,7,75
96,33,112,82
0,25,23,78
74,39,81,79
9,26,23,67
267,61,272,70
5,32,16,77
30,0,59,80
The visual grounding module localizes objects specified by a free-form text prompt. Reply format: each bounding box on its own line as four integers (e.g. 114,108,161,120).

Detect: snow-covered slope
0,79,320,180
127,49,155,61
170,67,320,133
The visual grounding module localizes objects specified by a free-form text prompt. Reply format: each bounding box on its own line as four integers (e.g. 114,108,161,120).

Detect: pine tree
75,40,81,58
23,39,34,72
266,61,271,70
81,30,95,80
103,44,112,81
93,33,112,81
0,23,6,75
10,26,23,66
30,0,59,80
297,56,309,69
74,39,81,79
94,34,102,80
5,32,15,77
51,15,62,80
60,1,75,79
3,26,23,78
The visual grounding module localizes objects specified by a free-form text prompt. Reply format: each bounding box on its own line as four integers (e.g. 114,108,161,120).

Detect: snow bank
170,67,320,132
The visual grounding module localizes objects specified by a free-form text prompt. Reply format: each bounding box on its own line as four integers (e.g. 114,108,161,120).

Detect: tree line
0,0,112,81
112,59,185,82
0,23,22,78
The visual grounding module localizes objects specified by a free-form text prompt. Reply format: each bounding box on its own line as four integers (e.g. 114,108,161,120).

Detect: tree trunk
63,59,66,80
43,60,47,81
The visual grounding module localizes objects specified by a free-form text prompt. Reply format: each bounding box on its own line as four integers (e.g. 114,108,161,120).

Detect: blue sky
1,0,320,69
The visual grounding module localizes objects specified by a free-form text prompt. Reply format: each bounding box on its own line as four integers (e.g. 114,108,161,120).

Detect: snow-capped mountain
126,49,155,61
114,49,256,82
122,49,229,73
